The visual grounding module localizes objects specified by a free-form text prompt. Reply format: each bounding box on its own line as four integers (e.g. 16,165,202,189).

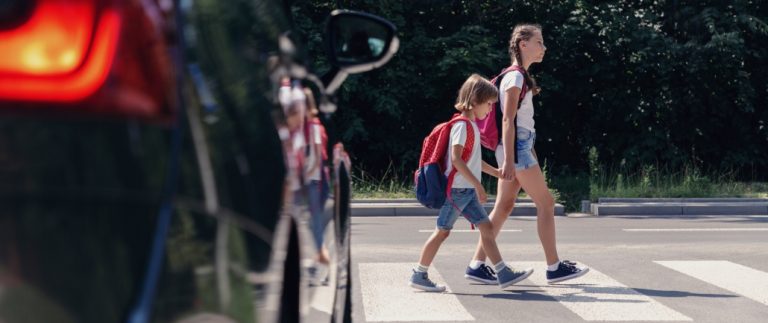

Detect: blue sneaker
409,270,446,292
496,266,534,289
464,264,497,284
546,260,589,283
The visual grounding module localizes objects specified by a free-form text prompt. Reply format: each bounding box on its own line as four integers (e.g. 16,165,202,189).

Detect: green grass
352,166,530,200
589,165,768,200
352,163,768,212
351,167,413,199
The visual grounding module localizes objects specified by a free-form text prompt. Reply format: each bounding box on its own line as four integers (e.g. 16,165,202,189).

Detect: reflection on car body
0,1,397,322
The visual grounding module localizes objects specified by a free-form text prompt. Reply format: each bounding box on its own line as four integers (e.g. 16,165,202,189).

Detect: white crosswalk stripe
355,260,768,322
358,262,475,322
655,260,768,307
508,261,692,321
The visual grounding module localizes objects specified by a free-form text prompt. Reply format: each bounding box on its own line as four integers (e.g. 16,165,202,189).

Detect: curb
351,200,564,217
588,198,768,216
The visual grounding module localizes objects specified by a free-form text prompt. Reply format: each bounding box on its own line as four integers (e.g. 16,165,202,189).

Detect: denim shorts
436,188,490,230
495,128,538,171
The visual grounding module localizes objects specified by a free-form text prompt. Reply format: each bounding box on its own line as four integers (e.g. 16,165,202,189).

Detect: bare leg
471,179,522,262
516,165,559,265
316,245,330,265
418,228,451,266
475,221,503,264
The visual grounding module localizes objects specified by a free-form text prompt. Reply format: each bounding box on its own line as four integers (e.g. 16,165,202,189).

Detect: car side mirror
322,10,399,95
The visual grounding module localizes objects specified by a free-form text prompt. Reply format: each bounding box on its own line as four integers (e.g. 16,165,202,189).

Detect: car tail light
0,0,176,122
0,0,120,101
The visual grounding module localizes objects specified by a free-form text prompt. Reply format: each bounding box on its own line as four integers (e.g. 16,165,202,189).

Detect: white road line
612,215,768,219
655,261,768,306
309,266,335,314
418,229,522,233
358,263,474,322
624,228,768,232
510,262,692,321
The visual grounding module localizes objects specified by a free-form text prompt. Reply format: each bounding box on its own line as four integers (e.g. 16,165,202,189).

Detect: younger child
409,74,533,292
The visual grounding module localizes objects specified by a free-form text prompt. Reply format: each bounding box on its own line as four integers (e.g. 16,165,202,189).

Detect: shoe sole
498,269,534,289
464,274,497,285
547,267,590,284
409,282,446,292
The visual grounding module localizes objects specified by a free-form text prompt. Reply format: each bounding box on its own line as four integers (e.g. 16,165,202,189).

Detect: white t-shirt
499,70,535,132
444,121,481,188
289,132,305,191
304,123,323,182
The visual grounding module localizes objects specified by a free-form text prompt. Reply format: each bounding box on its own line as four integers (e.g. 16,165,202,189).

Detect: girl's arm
482,161,500,178
501,86,521,179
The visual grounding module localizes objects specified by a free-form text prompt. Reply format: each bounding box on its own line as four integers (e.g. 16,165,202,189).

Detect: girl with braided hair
464,24,590,285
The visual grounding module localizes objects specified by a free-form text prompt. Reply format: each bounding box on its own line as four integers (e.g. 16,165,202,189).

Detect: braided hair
509,24,542,95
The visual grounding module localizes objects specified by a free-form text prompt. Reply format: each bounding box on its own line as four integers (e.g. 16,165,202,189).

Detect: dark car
0,0,397,322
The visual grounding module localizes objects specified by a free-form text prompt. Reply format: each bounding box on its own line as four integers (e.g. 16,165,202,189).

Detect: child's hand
501,162,516,181
475,186,488,204
492,168,501,178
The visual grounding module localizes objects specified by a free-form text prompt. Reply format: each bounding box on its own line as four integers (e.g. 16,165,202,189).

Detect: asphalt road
349,214,768,323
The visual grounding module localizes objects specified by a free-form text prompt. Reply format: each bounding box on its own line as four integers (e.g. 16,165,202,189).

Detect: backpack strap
494,65,529,164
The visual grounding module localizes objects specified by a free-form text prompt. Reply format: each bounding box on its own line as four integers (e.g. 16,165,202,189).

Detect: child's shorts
436,188,490,230
495,127,538,171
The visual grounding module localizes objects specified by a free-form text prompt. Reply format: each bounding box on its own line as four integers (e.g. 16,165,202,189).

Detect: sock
415,264,429,273
494,261,507,272
547,261,560,271
469,260,484,270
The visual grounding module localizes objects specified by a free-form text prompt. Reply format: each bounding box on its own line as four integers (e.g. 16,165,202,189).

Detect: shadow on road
446,284,736,303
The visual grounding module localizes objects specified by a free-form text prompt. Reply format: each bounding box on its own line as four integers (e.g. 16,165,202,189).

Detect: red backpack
475,65,529,162
414,114,474,209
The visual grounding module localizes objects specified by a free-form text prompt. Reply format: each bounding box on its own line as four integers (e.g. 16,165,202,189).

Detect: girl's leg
418,228,451,267
470,179,522,262
475,222,502,265
516,165,559,265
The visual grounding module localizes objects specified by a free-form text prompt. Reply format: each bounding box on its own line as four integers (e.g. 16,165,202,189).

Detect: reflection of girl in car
275,77,307,207
303,89,332,267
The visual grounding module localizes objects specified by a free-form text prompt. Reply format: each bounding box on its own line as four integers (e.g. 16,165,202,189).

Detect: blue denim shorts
436,188,490,230
495,128,538,171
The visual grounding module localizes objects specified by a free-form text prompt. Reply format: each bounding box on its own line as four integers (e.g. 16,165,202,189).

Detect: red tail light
0,0,176,123
0,0,121,102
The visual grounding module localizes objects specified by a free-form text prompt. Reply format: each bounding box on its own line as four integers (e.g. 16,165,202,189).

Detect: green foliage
291,0,768,184
590,163,768,200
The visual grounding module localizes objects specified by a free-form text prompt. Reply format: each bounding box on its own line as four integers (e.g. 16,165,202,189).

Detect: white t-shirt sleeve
450,122,468,148
501,71,525,93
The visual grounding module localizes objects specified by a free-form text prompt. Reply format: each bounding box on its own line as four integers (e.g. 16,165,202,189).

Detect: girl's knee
493,201,516,217
476,221,494,233
535,193,555,209
435,229,451,240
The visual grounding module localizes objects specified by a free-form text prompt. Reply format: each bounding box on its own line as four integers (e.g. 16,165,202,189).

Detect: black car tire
278,218,301,323
342,242,352,323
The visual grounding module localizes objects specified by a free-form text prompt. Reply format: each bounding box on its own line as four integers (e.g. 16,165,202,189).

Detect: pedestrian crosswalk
358,260,768,322
655,261,768,307
359,263,474,321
